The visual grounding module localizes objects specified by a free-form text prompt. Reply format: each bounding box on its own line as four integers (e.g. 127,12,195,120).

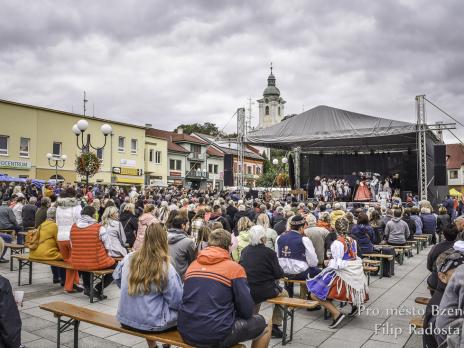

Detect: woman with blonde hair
196,225,211,252
99,206,127,258
256,213,278,251
133,204,158,251
232,217,254,261
114,223,183,348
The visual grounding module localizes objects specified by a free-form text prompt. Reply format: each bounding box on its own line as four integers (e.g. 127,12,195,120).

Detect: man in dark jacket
119,205,138,248
209,205,231,232
34,197,50,227
167,215,196,279
0,199,19,262
226,200,238,224
178,229,270,347
240,225,285,338
22,196,37,231
0,275,21,348
426,225,458,293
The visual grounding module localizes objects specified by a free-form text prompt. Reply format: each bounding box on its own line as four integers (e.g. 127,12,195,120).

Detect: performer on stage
354,175,371,202
314,176,322,201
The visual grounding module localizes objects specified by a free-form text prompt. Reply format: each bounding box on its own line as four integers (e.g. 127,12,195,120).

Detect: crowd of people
0,180,464,347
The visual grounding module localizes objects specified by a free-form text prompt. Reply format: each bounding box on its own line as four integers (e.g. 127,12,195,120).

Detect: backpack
25,226,41,250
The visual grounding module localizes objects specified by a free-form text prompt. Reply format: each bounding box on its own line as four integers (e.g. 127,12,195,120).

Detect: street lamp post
47,153,67,184
272,157,288,198
72,119,112,187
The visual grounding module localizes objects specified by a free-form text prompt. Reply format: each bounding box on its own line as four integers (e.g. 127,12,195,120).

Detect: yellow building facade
145,134,168,186
0,99,156,186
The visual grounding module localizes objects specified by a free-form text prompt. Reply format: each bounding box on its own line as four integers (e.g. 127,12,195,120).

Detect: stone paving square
1,246,430,347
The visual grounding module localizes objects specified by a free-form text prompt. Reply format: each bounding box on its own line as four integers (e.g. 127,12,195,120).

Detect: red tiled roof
171,133,208,145
207,147,224,157
446,144,464,169
146,128,188,153
169,142,189,153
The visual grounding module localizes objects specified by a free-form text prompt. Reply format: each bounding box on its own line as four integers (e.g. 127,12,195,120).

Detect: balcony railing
185,170,209,179
188,152,204,161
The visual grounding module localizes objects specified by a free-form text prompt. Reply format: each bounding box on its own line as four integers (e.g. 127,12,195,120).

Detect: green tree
175,122,220,136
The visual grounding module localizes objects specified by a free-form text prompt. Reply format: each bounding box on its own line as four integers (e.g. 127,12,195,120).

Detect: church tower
257,64,286,129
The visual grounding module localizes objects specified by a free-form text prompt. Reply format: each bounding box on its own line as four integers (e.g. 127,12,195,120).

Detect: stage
247,105,448,204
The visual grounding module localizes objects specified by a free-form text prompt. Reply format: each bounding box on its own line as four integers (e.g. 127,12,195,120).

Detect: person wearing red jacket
70,205,115,300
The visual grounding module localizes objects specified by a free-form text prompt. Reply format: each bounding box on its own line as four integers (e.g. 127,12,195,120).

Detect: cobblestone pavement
1,246,430,347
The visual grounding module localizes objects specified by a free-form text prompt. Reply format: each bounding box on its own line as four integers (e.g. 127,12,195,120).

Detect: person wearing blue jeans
0,199,20,262
0,233,12,262
275,215,321,297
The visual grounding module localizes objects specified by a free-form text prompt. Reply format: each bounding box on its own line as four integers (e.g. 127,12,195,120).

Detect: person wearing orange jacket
70,205,115,301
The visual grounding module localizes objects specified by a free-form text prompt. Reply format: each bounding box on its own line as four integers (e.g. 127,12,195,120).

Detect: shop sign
120,159,136,168
113,167,143,176
0,159,31,170
169,171,182,177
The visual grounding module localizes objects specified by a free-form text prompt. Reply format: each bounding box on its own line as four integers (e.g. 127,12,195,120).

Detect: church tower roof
263,63,280,97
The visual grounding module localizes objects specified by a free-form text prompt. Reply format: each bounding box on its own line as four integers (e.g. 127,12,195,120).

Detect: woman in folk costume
314,177,323,200
307,217,369,329
322,179,329,202
354,176,371,202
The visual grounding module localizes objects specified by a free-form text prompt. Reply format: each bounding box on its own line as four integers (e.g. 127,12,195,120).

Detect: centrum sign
0,160,31,170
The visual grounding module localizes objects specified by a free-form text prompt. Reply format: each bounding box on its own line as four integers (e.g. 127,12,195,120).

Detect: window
265,106,269,116
0,136,8,155
449,170,458,179
247,166,252,174
190,162,199,170
96,148,103,160
191,144,201,154
278,107,281,116
19,137,30,157
213,164,218,174
170,159,182,170
149,149,154,162
208,164,213,173
131,139,138,154
256,166,261,175
52,142,62,156
118,137,125,152
155,151,161,164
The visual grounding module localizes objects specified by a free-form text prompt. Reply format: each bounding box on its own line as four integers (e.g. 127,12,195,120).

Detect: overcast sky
1,0,463,142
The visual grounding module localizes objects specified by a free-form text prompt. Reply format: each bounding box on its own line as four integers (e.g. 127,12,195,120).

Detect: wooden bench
414,235,430,249
283,278,308,299
409,316,424,329
363,253,394,278
415,296,431,305
12,254,114,303
266,297,319,345
40,301,245,348
363,265,379,285
405,240,420,255
4,242,25,271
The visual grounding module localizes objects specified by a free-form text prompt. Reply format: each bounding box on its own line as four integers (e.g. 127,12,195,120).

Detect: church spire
267,62,276,87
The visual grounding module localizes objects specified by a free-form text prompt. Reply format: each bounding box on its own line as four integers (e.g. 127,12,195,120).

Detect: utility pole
83,91,88,117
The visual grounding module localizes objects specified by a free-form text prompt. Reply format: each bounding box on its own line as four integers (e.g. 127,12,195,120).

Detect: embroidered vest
277,231,306,262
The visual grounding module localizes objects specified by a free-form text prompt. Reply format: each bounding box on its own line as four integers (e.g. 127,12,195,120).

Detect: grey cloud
0,0,463,142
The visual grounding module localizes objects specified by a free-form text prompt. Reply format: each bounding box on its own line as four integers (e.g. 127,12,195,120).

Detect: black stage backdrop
300,151,418,193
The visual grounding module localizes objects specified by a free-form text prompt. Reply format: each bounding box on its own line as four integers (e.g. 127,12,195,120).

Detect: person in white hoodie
99,206,127,258
56,187,83,293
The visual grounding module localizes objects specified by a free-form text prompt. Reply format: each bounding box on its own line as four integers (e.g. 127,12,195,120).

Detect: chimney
177,127,183,134
145,123,152,128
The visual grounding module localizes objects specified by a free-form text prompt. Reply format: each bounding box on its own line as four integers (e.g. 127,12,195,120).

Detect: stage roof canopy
246,105,423,153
